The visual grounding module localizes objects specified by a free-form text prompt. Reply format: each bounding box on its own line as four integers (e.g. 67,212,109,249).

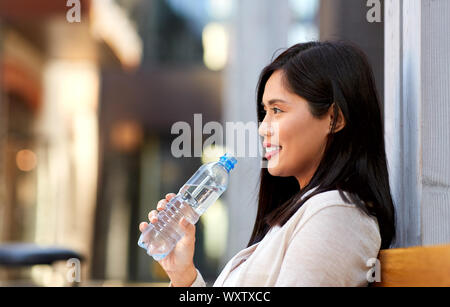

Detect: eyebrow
260,99,288,107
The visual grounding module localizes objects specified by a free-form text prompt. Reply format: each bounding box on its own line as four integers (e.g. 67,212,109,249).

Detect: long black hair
249,40,396,249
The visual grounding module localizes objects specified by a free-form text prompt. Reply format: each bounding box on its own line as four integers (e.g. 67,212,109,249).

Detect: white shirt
186,188,381,287
218,225,281,287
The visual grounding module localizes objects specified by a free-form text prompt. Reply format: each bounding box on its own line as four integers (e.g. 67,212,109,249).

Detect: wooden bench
370,244,450,287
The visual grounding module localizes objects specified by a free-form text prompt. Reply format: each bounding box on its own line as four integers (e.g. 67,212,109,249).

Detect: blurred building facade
92,0,225,283
0,0,142,284
320,0,384,109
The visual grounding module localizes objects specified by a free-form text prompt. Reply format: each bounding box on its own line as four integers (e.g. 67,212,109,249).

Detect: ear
328,103,346,134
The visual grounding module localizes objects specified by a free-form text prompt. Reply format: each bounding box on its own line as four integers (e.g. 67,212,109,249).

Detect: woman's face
258,70,338,189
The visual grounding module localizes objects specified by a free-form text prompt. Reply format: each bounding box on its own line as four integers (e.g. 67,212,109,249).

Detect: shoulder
301,190,374,222
271,189,382,286
293,189,381,246
303,189,356,210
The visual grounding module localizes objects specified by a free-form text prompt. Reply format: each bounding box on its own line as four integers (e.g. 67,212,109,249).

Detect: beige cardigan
188,188,381,287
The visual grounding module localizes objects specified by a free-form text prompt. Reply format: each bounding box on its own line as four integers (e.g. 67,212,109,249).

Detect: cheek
280,116,328,161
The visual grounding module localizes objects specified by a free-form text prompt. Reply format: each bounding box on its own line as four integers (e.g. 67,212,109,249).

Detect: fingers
148,210,159,223
165,193,176,201
156,199,167,211
140,193,176,232
139,222,148,232
157,193,175,211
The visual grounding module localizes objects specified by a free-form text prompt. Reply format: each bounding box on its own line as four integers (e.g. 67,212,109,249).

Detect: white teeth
266,146,281,153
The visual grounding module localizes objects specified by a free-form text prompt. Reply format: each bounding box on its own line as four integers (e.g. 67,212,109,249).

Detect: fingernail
181,218,189,227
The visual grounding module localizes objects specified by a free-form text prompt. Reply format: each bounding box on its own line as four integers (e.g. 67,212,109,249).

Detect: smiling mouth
264,146,282,160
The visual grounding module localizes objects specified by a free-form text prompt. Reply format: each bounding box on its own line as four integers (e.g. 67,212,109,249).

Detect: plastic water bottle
138,153,237,261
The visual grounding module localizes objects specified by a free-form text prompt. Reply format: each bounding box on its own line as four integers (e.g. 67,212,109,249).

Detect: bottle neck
218,161,232,173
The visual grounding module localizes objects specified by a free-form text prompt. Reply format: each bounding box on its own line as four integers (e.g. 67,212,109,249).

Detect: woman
139,40,396,287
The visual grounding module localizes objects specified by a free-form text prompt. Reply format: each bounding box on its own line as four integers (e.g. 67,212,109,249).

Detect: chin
267,159,284,176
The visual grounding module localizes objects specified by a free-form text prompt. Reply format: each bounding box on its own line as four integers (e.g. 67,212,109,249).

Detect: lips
263,143,282,160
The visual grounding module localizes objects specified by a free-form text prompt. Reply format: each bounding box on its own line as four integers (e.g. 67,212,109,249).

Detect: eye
272,107,283,114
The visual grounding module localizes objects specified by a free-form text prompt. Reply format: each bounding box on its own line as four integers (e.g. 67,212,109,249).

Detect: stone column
385,0,450,247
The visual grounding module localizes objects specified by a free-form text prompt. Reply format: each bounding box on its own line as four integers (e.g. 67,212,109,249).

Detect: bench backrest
372,244,450,287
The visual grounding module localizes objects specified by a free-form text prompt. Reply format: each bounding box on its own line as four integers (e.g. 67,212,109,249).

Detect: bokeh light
16,149,37,172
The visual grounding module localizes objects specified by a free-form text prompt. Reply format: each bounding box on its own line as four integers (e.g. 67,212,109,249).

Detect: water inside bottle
180,183,226,215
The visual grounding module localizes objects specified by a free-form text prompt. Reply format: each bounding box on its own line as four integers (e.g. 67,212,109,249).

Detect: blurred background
0,0,387,286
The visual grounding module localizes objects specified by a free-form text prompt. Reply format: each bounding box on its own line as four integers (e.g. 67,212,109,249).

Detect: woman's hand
139,193,197,287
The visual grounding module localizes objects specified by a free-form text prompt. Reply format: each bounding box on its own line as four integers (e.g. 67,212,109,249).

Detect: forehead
262,70,297,104
263,70,291,100
261,70,312,110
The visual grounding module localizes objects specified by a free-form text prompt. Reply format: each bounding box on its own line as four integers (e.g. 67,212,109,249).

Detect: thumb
179,217,196,240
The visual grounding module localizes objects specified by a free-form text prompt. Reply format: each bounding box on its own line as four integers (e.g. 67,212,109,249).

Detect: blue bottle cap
219,153,237,173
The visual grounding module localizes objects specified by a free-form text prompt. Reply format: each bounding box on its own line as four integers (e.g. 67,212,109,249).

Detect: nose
258,120,274,138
